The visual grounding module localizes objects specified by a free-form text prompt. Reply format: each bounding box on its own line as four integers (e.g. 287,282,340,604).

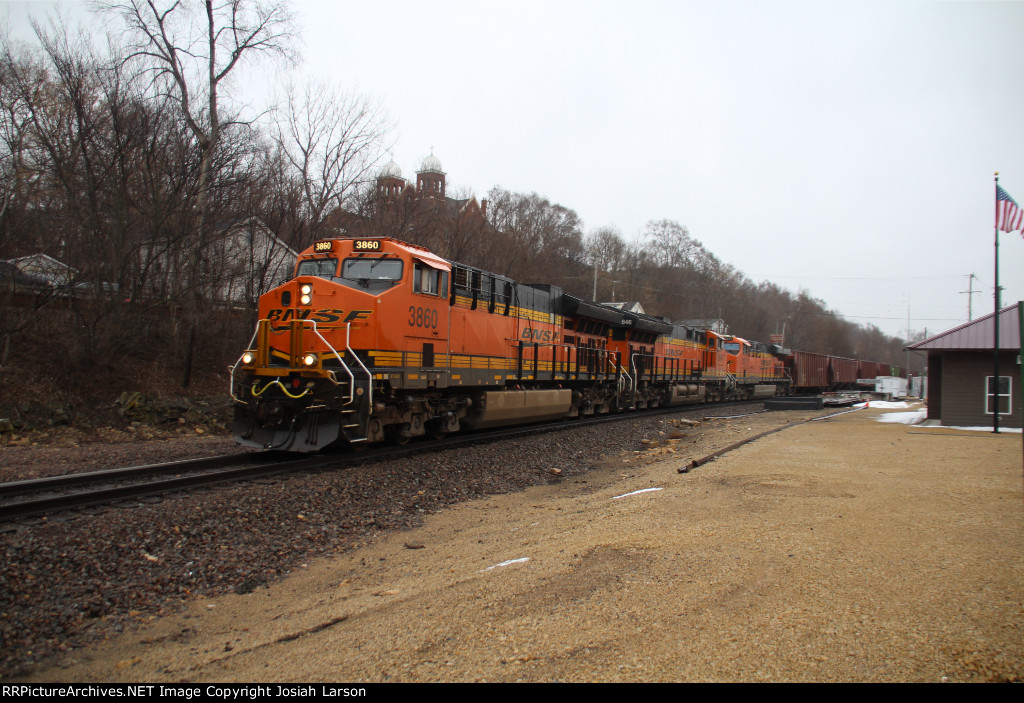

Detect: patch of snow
481,557,530,572
876,410,927,425
855,400,912,409
612,487,664,500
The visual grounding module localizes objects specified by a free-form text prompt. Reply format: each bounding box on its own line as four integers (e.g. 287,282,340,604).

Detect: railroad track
0,452,317,523
0,400,771,525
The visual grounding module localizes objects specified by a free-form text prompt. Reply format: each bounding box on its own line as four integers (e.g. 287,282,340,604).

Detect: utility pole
906,300,911,381
960,273,979,321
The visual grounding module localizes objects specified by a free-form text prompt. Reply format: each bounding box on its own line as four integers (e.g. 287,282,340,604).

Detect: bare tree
0,42,40,234
436,186,487,263
96,0,296,385
485,186,584,281
99,0,296,222
584,226,627,297
645,219,698,269
273,80,390,250
586,227,626,271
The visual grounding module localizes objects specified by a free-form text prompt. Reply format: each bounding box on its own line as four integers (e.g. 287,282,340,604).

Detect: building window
985,376,1012,415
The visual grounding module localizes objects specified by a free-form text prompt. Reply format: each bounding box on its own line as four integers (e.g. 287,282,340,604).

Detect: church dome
419,152,443,173
379,160,402,179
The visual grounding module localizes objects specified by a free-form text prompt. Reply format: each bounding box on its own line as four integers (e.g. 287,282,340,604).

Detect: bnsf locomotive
230,236,798,451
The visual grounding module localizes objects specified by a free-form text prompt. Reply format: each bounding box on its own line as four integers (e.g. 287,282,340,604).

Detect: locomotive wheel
386,423,411,445
427,422,450,440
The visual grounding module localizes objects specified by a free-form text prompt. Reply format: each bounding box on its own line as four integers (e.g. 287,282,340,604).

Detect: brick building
906,302,1022,429
339,152,489,261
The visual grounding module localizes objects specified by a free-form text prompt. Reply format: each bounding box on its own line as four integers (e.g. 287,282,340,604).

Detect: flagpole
1018,301,1023,498
994,172,1001,433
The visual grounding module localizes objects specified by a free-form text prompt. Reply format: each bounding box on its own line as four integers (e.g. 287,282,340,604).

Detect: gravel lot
1,403,777,679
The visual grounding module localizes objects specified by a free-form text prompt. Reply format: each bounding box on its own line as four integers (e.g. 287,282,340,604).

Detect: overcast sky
5,0,1024,340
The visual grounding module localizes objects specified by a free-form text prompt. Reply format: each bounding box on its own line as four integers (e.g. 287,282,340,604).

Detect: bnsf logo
266,308,372,323
520,327,556,342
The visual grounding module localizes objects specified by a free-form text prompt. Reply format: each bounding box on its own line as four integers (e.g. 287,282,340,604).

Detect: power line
804,311,962,322
751,274,966,282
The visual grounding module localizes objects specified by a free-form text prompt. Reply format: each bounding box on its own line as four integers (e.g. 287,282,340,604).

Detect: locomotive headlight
300,294,312,305
303,353,317,367
241,352,254,365
300,284,312,295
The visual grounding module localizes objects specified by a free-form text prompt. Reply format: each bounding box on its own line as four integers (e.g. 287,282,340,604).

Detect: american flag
996,185,1023,233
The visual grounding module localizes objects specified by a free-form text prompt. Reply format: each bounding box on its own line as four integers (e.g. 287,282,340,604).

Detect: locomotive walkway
21,405,1024,682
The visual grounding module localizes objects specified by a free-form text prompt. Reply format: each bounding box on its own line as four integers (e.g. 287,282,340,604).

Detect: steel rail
0,453,286,498
678,404,865,473
0,399,779,524
0,453,343,523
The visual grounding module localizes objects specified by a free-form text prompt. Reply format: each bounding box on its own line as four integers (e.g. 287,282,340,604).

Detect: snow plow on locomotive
229,237,793,451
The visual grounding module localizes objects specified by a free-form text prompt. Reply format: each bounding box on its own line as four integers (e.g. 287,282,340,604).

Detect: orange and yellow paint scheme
232,237,614,449
716,334,787,399
231,237,788,451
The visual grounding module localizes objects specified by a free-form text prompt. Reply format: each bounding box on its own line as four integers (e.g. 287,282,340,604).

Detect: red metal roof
906,302,1021,351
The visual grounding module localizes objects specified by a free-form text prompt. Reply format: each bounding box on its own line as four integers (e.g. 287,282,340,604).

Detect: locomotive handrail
614,353,633,394
508,341,634,392
344,322,373,410
228,319,367,407
291,319,366,409
629,352,699,384
590,347,629,391
228,322,264,404
630,351,653,384
618,364,633,394
302,318,348,388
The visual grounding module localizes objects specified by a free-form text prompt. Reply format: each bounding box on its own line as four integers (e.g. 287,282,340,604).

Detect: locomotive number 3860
408,306,439,329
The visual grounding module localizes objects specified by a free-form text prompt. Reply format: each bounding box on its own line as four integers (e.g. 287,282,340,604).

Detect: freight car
229,237,791,451
780,349,903,394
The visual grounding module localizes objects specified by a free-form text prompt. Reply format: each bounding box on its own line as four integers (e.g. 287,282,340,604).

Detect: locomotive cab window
342,257,402,281
296,258,338,280
413,262,446,297
334,257,404,293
